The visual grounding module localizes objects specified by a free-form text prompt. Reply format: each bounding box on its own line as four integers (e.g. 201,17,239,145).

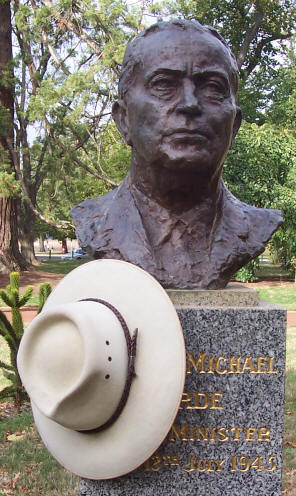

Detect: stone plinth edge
167,285,259,308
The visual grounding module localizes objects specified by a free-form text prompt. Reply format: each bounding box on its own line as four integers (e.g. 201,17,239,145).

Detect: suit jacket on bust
71,174,283,289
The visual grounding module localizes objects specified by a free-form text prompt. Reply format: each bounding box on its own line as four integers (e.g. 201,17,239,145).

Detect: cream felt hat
17,259,185,480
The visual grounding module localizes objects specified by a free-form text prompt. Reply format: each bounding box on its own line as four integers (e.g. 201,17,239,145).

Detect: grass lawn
36,258,89,274
0,408,79,495
257,263,293,280
258,287,296,311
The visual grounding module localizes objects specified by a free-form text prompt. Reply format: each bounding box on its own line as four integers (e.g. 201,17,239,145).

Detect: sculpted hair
118,20,239,99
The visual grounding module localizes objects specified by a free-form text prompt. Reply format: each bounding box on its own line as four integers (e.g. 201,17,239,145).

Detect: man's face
119,28,241,177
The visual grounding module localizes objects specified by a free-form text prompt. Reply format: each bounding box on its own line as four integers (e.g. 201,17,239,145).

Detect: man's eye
150,76,177,95
200,80,227,99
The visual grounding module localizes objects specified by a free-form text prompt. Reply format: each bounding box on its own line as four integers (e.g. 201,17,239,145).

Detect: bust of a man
71,20,282,289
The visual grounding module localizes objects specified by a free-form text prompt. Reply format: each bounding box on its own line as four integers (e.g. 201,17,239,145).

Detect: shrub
0,272,51,410
234,259,259,283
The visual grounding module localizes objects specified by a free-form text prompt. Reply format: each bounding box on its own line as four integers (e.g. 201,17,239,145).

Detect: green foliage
99,122,130,183
271,227,296,272
0,165,20,199
225,122,296,206
267,49,296,132
0,107,19,197
35,121,129,236
37,282,52,314
0,272,51,409
234,258,259,283
257,262,291,280
14,3,32,31
224,121,296,270
238,65,279,124
3,0,144,251
0,104,12,136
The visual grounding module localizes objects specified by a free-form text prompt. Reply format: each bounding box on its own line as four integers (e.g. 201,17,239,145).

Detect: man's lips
164,128,208,139
164,129,208,143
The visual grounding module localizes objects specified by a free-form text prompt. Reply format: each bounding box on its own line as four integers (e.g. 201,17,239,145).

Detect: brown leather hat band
77,298,138,433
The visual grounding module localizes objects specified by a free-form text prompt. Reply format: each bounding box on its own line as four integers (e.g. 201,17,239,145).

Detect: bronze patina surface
71,20,282,289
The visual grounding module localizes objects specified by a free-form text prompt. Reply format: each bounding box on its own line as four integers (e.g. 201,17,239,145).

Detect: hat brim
30,259,185,479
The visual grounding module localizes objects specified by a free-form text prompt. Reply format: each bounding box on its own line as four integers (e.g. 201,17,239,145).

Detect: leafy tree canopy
224,121,296,269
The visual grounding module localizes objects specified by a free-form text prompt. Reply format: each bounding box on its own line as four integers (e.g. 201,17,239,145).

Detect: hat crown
18,301,128,430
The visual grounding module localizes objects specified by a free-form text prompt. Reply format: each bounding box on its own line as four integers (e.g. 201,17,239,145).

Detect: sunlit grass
36,259,89,275
258,287,296,311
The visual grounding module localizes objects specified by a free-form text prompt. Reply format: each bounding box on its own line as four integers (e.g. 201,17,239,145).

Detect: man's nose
176,80,201,115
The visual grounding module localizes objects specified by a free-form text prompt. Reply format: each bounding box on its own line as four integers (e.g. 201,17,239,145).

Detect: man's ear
231,106,242,145
112,100,132,146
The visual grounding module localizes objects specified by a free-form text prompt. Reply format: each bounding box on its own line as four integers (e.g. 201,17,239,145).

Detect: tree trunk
0,1,28,273
38,235,45,252
19,202,37,264
62,238,68,253
0,198,27,273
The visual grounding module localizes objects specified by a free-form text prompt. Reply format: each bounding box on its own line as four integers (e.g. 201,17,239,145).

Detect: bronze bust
71,20,282,289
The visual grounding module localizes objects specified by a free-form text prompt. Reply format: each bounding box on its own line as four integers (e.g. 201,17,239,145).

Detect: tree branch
13,28,39,95
34,138,50,192
6,138,73,229
43,0,104,58
47,125,119,188
41,31,71,75
244,33,291,76
28,0,71,76
237,7,264,70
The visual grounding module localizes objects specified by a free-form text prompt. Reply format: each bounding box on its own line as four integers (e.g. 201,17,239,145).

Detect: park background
0,0,296,494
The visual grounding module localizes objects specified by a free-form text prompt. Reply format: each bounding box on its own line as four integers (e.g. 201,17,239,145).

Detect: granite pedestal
79,286,286,496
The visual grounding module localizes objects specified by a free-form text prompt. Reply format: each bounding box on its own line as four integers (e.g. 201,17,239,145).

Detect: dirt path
0,270,295,325
287,312,296,326
243,280,295,289
0,270,64,294
0,270,294,294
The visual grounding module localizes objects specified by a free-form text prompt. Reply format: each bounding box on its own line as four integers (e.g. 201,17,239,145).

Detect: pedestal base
79,288,286,496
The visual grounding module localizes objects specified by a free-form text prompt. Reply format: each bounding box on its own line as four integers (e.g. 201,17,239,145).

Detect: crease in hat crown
17,300,129,431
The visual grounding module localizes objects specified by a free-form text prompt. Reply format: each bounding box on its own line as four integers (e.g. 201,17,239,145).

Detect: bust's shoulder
71,190,114,222
70,177,131,226
222,185,283,251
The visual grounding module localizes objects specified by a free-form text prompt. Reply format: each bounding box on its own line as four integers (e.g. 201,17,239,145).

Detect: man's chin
159,148,213,172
